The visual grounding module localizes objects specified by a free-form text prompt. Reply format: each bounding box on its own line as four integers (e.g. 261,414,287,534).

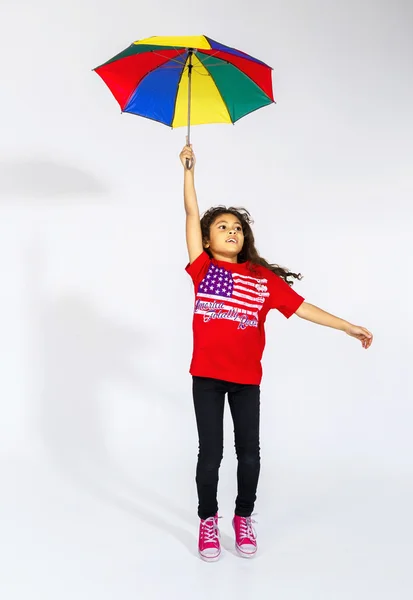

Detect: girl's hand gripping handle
180,138,195,171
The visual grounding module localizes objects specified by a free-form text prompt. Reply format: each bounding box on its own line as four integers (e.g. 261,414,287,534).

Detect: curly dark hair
200,206,302,285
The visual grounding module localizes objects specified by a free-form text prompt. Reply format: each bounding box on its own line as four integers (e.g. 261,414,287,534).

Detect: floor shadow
0,158,110,204
27,242,198,555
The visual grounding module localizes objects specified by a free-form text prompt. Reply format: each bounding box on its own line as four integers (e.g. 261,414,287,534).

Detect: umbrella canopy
93,35,275,129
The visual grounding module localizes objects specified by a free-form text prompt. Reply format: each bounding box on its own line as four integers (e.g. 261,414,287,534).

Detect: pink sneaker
232,515,257,558
198,514,221,562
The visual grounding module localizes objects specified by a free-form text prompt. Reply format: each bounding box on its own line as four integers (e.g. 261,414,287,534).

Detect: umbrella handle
185,51,194,171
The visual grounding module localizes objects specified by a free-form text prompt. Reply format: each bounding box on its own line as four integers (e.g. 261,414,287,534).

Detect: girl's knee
198,448,223,470
235,443,260,465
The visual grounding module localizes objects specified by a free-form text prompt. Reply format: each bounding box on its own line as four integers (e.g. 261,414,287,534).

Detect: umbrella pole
186,49,193,170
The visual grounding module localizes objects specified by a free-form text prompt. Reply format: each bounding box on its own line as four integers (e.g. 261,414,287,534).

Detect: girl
179,142,373,562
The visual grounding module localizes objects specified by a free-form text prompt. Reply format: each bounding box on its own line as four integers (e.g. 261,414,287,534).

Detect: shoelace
239,515,257,541
201,516,220,543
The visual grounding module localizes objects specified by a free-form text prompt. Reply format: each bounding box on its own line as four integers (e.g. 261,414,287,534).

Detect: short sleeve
267,271,305,318
185,251,211,286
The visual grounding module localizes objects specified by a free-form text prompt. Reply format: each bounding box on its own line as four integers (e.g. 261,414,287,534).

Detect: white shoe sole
199,549,221,562
235,543,257,559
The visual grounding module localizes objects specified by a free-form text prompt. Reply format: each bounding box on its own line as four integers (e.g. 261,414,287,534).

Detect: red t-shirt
186,251,305,385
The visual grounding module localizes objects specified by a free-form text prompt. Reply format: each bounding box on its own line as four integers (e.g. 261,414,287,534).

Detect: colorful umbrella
93,35,274,167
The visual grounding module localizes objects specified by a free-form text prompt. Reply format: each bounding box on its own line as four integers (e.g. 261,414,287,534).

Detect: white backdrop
1,0,412,598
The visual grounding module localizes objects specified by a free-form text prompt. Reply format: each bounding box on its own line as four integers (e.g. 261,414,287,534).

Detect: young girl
179,142,373,562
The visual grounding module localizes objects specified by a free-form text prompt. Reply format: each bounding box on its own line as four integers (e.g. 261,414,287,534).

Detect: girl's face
205,213,245,261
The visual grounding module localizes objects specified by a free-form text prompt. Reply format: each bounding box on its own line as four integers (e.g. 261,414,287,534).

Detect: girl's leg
228,383,261,517
192,376,226,520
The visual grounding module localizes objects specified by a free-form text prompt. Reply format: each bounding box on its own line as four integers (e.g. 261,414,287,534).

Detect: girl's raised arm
180,142,203,264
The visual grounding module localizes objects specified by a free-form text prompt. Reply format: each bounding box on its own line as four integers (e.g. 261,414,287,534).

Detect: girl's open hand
345,324,373,349
179,138,196,169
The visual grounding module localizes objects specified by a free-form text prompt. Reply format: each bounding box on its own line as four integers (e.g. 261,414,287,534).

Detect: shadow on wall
0,158,109,203
27,244,202,557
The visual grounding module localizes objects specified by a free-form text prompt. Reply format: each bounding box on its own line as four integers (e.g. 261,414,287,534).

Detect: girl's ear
203,237,210,249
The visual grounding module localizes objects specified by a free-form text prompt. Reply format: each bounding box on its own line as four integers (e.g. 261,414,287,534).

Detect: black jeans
192,376,261,520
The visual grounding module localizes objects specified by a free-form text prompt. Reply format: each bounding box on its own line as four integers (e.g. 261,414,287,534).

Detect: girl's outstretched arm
295,302,373,349
179,141,203,264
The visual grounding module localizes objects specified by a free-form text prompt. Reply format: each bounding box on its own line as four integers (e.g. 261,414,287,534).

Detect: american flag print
194,264,270,329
